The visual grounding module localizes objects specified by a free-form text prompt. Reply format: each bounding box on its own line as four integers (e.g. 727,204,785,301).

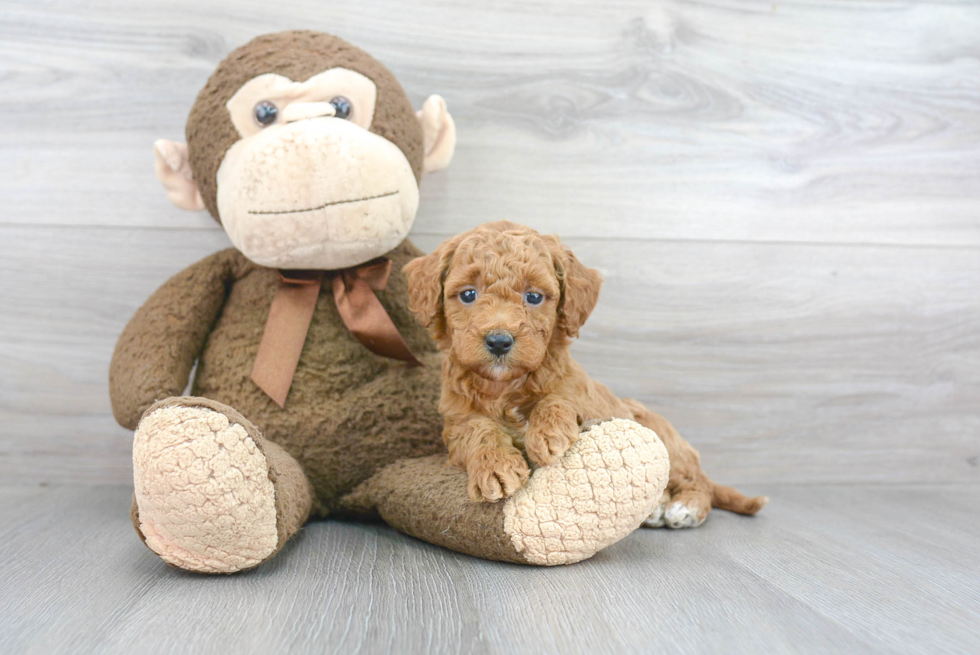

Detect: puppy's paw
524,424,578,468
467,449,531,502
664,501,707,529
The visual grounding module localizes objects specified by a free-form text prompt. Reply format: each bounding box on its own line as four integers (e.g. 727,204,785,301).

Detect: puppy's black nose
484,332,514,356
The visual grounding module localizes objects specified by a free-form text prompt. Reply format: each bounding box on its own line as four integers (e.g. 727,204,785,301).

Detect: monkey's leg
130,397,314,574
342,418,669,566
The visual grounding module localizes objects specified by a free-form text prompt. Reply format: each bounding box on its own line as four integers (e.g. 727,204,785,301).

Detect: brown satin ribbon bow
250,258,421,408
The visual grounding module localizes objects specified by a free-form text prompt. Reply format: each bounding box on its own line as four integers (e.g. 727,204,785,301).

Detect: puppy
404,221,766,527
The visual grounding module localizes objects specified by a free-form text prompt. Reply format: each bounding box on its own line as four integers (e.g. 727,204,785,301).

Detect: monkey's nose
484,332,514,357
281,102,337,124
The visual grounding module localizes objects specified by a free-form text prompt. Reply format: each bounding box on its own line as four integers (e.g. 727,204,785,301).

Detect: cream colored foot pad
503,419,670,565
133,404,278,573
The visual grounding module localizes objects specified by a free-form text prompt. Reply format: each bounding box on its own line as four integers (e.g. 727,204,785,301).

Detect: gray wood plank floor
1,485,977,654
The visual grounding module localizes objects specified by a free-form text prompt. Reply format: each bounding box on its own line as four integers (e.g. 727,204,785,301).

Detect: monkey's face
216,69,419,269
154,31,455,272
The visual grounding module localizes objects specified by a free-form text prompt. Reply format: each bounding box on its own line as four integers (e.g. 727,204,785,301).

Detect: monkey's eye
525,291,544,306
253,101,279,127
329,96,352,120
459,289,477,305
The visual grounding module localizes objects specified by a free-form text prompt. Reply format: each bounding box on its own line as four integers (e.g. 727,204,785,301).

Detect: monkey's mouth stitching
248,190,399,215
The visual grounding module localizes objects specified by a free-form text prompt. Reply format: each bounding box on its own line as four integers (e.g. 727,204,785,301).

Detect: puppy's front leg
525,396,580,467
445,416,530,502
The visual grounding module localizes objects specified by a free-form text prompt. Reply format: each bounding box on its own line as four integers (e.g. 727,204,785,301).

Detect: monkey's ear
153,139,205,211
403,235,462,334
416,95,456,175
544,236,603,339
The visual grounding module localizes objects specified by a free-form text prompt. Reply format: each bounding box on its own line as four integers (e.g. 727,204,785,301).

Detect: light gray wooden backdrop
1,0,978,487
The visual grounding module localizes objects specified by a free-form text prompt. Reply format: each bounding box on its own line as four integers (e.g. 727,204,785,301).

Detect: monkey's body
113,31,673,572
194,253,446,516
112,241,445,515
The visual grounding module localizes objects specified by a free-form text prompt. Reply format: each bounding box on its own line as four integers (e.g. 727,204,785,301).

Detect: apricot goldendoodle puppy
404,221,766,528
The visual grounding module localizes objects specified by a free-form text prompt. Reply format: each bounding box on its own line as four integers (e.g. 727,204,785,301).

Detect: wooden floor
1,484,977,654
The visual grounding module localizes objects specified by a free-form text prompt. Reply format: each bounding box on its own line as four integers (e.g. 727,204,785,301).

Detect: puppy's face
404,221,602,381
441,231,560,380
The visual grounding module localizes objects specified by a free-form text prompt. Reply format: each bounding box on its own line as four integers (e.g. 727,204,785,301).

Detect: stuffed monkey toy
110,31,670,572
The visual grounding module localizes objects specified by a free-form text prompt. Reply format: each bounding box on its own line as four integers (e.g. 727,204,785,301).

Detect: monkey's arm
109,248,244,429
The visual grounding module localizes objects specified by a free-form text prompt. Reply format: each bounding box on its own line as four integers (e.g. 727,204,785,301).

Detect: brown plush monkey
111,31,670,572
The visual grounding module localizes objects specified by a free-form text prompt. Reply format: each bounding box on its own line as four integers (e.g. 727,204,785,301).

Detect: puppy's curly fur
405,221,766,525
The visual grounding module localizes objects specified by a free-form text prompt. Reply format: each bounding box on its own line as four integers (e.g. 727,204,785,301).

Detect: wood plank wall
1,0,977,485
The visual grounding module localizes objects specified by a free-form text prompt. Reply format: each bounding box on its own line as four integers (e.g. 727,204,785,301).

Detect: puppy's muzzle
484,332,514,357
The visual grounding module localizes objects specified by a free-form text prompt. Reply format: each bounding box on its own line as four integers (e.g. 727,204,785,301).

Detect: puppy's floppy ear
403,235,462,335
544,236,602,338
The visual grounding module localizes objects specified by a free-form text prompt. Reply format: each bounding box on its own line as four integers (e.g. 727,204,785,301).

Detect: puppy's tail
710,479,768,515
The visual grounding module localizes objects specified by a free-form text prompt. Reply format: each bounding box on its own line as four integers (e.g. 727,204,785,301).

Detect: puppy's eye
330,96,352,120
254,101,279,126
459,289,477,304
525,291,544,306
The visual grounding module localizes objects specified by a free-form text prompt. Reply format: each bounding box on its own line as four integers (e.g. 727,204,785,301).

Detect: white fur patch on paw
133,404,278,573
502,418,670,566
642,492,670,528
664,501,706,529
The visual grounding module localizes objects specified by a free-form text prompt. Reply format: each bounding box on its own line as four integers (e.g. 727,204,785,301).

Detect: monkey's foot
502,418,669,565
131,397,311,574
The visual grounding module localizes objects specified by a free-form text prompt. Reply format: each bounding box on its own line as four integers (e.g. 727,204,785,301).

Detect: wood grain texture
1,0,979,487
2,0,979,245
3,225,978,485
1,485,977,654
